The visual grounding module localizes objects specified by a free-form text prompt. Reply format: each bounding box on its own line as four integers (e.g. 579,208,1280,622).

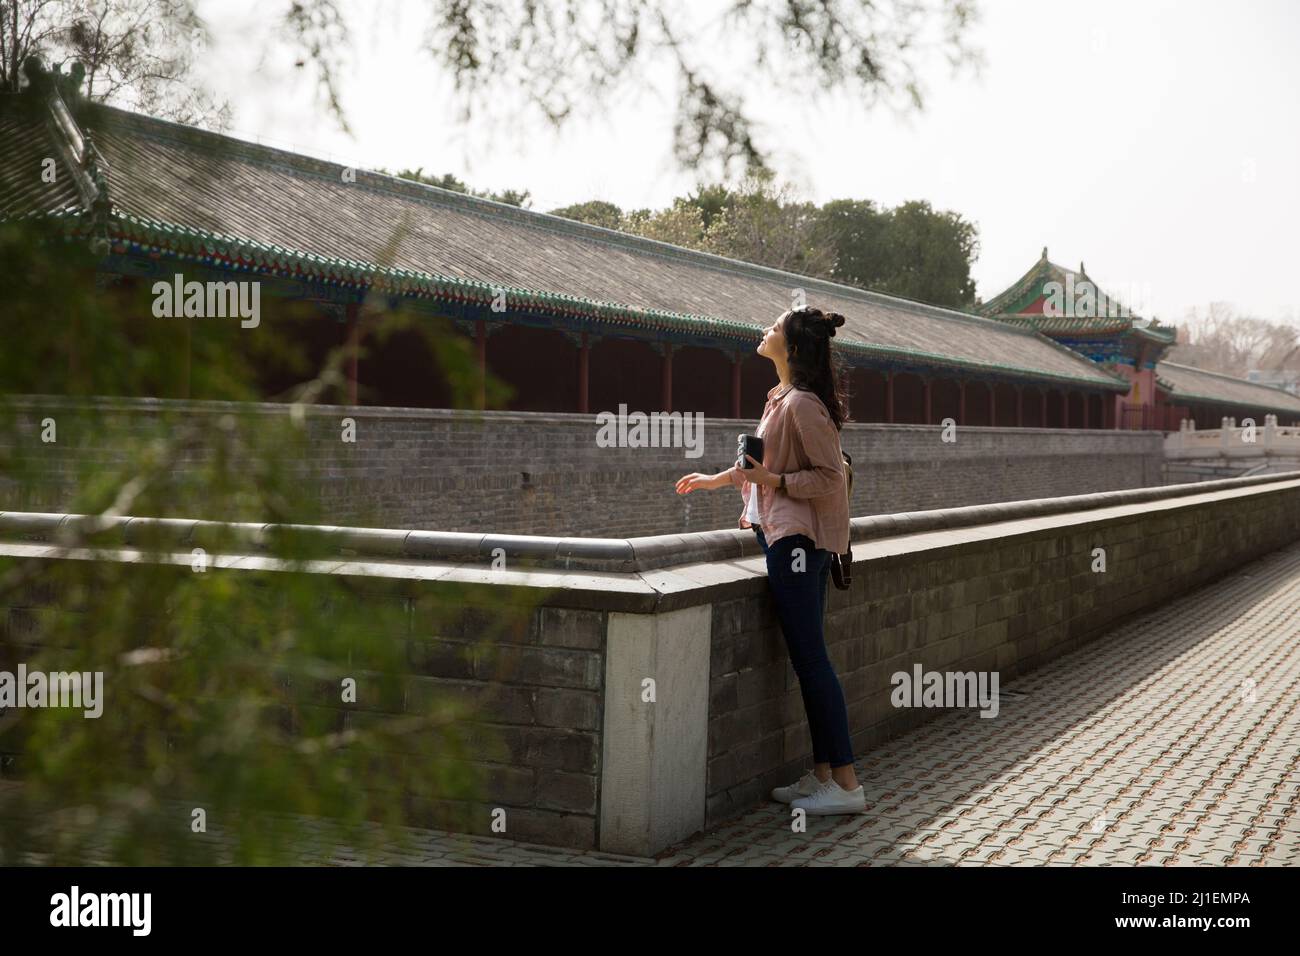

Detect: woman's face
757,312,789,361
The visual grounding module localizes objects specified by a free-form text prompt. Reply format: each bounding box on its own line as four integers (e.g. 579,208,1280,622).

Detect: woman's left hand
739,454,778,488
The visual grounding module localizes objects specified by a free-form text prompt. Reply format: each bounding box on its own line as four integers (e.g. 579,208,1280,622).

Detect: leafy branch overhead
6,0,980,171
305,0,983,174
0,0,231,128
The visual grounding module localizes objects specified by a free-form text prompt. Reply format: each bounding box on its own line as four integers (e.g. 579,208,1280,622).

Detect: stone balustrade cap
3,469,1299,572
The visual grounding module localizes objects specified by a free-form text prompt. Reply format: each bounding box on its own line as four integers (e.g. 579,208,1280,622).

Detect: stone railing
3,469,1293,576
1165,414,1300,459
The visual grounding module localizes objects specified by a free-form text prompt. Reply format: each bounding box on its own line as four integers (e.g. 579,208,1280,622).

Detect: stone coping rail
3,470,1297,574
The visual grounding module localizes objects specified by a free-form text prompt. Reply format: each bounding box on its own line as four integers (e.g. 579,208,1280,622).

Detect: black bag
830,450,853,590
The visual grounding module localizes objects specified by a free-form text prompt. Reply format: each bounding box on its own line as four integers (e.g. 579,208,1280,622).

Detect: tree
0,0,62,91
811,198,978,307
0,0,228,127
285,0,982,175
813,198,888,288
702,172,834,276
549,200,624,230
553,176,836,277
871,200,978,307
1168,304,1300,377
548,180,982,309
685,184,736,231
380,166,531,207
624,198,708,248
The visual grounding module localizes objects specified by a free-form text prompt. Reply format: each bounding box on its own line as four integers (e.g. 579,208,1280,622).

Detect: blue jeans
754,527,855,769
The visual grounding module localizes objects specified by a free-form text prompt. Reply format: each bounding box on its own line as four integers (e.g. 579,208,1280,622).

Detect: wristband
778,473,787,492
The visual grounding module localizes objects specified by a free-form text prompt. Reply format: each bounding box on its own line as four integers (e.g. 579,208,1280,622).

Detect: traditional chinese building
1,65,1133,430
5,62,1298,431
981,249,1300,428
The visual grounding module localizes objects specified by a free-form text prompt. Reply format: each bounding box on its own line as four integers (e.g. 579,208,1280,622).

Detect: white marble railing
1165,415,1300,458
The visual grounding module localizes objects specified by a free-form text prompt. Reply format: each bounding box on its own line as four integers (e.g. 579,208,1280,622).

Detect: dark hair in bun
780,306,848,429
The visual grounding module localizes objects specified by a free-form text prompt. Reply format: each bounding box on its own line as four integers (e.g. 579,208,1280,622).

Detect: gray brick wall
2,398,1164,536
0,573,607,851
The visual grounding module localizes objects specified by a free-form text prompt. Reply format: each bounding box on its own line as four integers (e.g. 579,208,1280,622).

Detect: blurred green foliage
0,214,539,864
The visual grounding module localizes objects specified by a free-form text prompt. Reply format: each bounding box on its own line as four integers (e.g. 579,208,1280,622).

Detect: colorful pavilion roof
980,248,1177,345
1156,362,1300,415
1,86,1135,390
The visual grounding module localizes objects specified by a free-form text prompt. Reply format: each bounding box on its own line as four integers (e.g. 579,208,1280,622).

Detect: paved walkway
9,542,1300,867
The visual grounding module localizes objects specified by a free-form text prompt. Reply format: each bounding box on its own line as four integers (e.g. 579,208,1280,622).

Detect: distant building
981,250,1300,428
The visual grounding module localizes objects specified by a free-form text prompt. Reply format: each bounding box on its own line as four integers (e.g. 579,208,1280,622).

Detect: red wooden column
1082,392,1090,429
958,380,966,424
661,344,673,412
346,302,361,406
474,318,487,410
577,331,590,414
731,355,742,419
1040,389,1047,427
885,372,895,423
1015,385,1024,427
1061,390,1069,428
922,376,932,425
989,383,996,426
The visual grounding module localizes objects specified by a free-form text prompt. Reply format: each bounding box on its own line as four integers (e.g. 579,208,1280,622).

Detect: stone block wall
2,397,1164,537
0,567,609,850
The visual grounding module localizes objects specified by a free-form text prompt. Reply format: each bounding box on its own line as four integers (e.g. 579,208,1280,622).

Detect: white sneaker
771,770,824,804
790,778,866,815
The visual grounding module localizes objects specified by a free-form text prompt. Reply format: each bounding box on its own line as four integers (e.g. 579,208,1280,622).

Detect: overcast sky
193,0,1299,326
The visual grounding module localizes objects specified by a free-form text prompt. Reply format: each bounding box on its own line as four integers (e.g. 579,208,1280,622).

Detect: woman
675,306,863,815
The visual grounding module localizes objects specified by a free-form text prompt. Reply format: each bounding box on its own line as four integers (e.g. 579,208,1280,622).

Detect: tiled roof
0,110,81,217
1157,362,1300,414
981,250,1177,343
1,92,1130,390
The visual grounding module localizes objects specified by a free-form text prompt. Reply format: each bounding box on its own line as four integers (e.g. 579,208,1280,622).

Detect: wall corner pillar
600,604,711,856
